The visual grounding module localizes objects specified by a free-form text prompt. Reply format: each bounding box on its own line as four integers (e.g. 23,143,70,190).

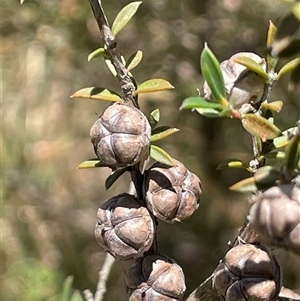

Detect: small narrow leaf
272,127,297,148
195,107,220,118
105,167,129,190
264,151,285,160
217,159,252,171
289,62,300,91
267,20,278,49
71,87,121,102
78,159,107,169
88,47,107,61
150,145,175,166
261,100,283,113
20,0,26,3
62,276,74,301
266,20,279,71
126,50,143,71
112,1,142,36
201,43,227,104
277,57,300,80
151,126,180,142
149,109,160,128
242,114,281,141
105,59,117,76
284,133,300,170
229,177,258,192
233,56,269,83
134,79,174,95
180,96,223,110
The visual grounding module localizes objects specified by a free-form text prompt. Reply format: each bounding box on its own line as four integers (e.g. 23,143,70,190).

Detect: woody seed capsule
248,178,300,254
143,159,202,223
95,193,155,260
213,244,281,301
90,102,151,168
125,254,186,301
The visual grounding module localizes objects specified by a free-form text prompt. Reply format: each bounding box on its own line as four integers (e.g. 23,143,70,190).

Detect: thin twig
83,289,95,301
94,253,116,301
88,0,138,107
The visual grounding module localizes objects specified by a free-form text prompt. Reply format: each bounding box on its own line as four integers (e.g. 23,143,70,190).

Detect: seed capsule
90,102,151,168
248,179,300,254
203,52,267,111
143,159,201,223
95,193,155,260
213,244,281,301
125,254,186,301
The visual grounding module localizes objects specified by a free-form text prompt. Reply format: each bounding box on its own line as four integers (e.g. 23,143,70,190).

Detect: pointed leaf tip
71,87,121,102
201,44,227,104
112,1,142,36
134,79,174,95
150,145,175,166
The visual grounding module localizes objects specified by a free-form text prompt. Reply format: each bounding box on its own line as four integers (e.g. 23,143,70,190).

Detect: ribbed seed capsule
90,102,151,168
213,244,281,301
95,193,155,260
248,178,300,254
143,159,202,223
125,254,186,301
203,52,267,111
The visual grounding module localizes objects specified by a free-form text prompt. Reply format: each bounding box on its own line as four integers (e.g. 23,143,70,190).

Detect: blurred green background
2,0,299,300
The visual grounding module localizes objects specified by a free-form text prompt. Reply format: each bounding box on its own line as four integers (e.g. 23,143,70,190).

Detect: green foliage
233,56,269,83
200,43,227,106
151,126,180,142
134,78,174,95
71,87,121,102
105,167,130,190
111,1,142,36
150,145,175,166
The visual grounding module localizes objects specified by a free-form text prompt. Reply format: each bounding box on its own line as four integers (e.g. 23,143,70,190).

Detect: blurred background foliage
2,0,299,300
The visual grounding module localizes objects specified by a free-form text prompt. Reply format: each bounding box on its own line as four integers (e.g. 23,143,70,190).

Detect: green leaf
134,79,174,95
105,167,129,190
260,100,283,113
284,133,300,170
105,59,117,76
277,57,300,80
180,96,223,110
112,1,142,36
289,61,300,91
264,151,286,160
151,126,180,142
217,159,252,172
195,107,220,118
71,87,121,102
149,109,160,128
62,276,74,301
88,47,107,61
273,127,297,148
233,56,269,83
253,166,281,189
126,50,143,71
70,290,84,301
150,145,175,166
266,20,279,71
201,43,227,105
229,177,258,192
78,159,107,169
242,114,281,141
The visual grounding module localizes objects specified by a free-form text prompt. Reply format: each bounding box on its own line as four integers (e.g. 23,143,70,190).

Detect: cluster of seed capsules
90,102,202,301
206,52,300,301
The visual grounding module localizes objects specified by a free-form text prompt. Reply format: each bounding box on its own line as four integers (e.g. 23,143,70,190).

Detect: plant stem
88,0,138,107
